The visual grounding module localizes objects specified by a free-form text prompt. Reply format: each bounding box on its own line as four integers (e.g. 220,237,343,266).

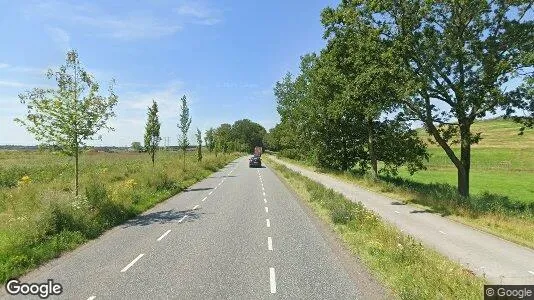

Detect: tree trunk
151,151,155,168
183,150,186,170
458,122,471,197
367,118,378,179
74,141,79,196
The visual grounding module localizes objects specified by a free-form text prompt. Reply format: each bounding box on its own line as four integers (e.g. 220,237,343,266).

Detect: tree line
266,0,533,197
15,50,268,195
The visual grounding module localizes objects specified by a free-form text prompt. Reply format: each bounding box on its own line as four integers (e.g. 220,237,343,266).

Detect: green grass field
276,118,534,249
399,118,534,203
0,150,239,283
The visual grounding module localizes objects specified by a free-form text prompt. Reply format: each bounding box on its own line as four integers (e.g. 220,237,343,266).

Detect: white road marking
394,211,400,214
87,297,96,300
264,198,267,203
157,230,171,241
201,197,207,202
269,268,276,293
268,237,273,250
439,230,447,235
265,207,269,213
262,186,265,191
266,219,270,227
209,191,213,195
529,271,534,276
218,182,222,186
121,254,144,272
193,205,199,210
178,215,188,223
263,191,266,196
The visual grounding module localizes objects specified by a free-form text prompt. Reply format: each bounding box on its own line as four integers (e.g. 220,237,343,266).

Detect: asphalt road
268,155,534,284
1,156,385,300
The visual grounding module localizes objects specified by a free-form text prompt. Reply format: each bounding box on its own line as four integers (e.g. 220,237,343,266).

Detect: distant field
399,119,534,203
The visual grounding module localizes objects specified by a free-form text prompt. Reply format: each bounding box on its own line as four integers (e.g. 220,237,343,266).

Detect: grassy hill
402,118,534,203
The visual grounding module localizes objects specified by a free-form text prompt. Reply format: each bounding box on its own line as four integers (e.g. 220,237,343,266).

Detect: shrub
147,172,178,191
85,180,108,209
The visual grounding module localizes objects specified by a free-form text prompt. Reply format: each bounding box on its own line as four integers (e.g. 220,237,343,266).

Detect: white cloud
46,27,70,51
0,63,10,69
121,80,187,118
0,80,33,88
24,1,182,41
175,2,222,26
72,14,182,40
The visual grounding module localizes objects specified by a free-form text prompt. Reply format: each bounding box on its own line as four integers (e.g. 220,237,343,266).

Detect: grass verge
266,158,485,299
0,151,240,283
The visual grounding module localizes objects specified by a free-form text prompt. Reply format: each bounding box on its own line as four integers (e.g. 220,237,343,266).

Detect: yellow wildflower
17,175,31,186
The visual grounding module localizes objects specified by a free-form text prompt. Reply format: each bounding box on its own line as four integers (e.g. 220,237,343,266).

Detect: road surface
268,155,534,284
1,156,385,299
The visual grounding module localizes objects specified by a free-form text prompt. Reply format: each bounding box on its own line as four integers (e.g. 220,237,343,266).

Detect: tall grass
0,150,239,283
268,159,485,299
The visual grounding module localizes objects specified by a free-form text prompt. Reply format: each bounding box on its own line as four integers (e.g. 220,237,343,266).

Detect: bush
331,203,354,224
85,180,108,208
147,172,178,191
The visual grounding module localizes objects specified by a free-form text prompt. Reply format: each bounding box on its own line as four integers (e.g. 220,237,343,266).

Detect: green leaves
196,128,202,162
16,50,118,157
144,100,161,166
177,95,192,152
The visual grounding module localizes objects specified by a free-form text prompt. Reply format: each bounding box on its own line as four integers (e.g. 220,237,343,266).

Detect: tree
214,123,232,153
131,142,142,152
144,100,161,167
230,119,267,153
16,50,118,195
323,0,534,197
196,128,202,162
177,95,192,169
205,128,215,152
274,48,428,174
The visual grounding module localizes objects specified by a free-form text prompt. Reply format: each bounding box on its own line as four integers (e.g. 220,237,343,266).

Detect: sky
0,0,339,146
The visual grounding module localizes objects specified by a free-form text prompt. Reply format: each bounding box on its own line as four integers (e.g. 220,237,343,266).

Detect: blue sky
0,0,338,146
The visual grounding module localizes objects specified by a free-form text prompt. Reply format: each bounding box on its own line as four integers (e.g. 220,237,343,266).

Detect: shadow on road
391,201,406,206
185,187,213,192
410,209,436,214
122,209,202,227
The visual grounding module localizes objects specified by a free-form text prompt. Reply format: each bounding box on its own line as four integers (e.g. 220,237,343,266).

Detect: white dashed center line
266,219,270,227
263,191,266,197
209,191,213,195
264,198,267,203
201,196,207,202
193,205,199,210
394,211,400,214
268,237,273,250
178,215,188,223
529,271,534,276
269,268,276,293
121,254,144,272
87,296,96,300
439,230,447,235
265,207,269,213
156,230,171,241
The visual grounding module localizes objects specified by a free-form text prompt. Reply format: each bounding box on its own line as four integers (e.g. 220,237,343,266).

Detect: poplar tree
177,95,192,169
144,100,161,167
